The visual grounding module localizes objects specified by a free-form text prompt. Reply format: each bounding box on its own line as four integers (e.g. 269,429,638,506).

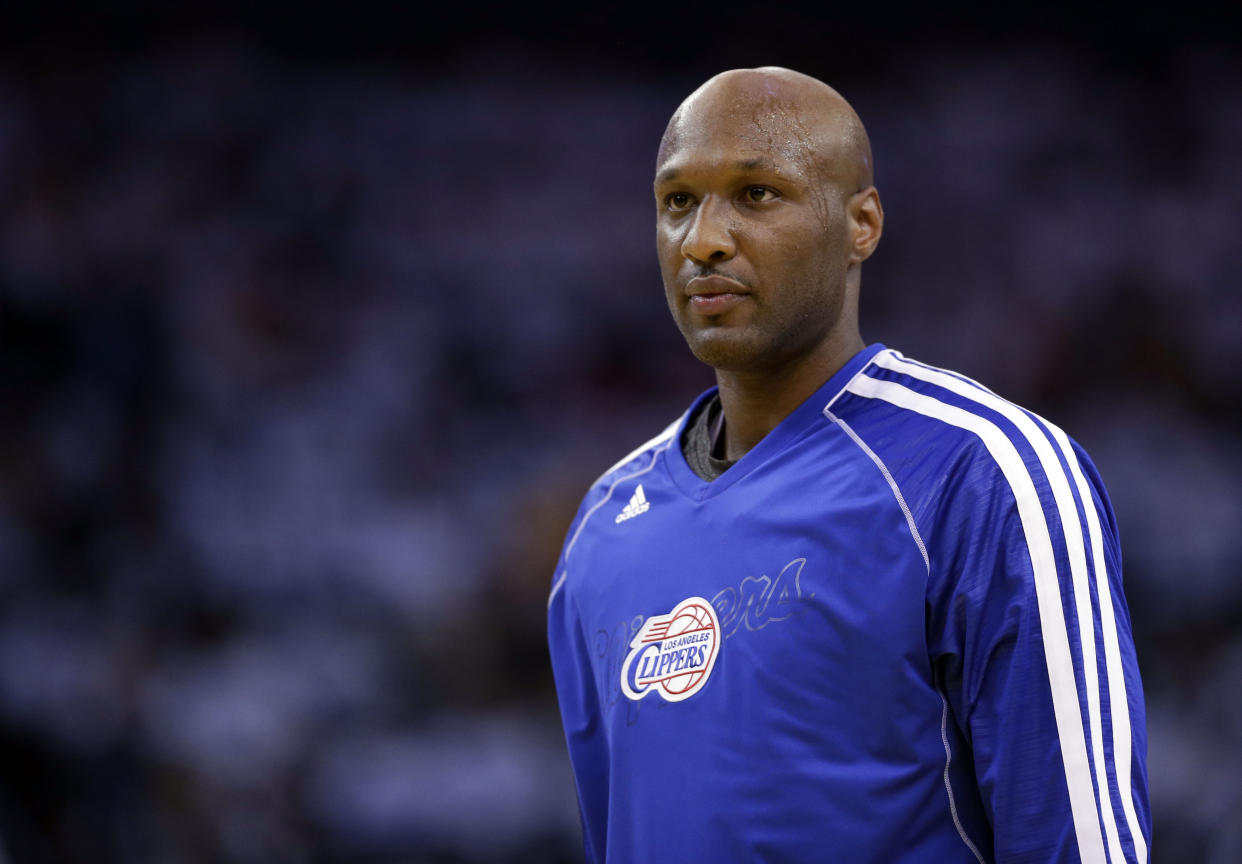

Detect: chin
683,329,767,372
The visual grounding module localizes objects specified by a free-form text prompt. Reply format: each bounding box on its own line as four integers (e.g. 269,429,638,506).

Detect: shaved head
653,65,884,397
658,67,874,196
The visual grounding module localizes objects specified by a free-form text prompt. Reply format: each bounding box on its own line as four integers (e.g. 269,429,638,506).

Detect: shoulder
825,348,1107,539
593,414,684,489
548,402,695,608
824,349,1010,483
557,398,698,556
839,347,1092,466
827,347,1086,463
582,387,714,493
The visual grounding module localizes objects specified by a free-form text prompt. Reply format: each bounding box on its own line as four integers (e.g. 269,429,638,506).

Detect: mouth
686,274,749,296
685,274,750,316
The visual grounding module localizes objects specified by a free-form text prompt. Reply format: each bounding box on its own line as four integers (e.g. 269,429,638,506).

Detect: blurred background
1,3,1240,862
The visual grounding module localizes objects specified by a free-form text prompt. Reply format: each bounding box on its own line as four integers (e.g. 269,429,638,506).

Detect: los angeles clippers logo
620,597,721,703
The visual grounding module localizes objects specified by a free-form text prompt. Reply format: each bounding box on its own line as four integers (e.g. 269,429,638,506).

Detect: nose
681,196,736,265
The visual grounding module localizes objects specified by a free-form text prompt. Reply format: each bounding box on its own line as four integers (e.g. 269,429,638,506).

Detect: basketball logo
620,596,721,702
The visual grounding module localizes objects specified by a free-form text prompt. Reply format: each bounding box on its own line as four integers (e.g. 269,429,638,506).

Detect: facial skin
655,67,883,457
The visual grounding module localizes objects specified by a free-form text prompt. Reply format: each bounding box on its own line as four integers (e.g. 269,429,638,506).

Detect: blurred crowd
1,32,1240,864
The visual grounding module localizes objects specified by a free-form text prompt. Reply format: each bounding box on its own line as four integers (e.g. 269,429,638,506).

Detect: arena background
2,4,1240,862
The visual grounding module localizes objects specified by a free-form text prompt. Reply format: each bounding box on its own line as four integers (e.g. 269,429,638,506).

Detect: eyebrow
655,157,782,185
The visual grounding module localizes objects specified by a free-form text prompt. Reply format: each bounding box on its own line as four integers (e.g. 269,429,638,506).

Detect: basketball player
547,67,1151,863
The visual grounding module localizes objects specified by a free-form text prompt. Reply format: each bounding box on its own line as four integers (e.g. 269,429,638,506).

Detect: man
547,67,1150,863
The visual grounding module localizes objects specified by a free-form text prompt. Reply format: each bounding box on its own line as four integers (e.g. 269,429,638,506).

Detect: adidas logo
615,484,651,524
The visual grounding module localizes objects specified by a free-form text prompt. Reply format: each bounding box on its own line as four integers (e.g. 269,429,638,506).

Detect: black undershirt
681,393,736,482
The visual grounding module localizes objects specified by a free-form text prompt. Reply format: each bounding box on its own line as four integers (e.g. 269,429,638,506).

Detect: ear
847,186,883,264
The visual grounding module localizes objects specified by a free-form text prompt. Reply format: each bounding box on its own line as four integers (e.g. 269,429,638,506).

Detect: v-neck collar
665,343,886,500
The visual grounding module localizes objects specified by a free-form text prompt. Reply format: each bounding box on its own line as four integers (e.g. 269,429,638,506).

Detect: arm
929,432,1151,863
547,523,608,863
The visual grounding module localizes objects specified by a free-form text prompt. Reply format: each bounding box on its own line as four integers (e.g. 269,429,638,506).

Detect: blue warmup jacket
547,344,1151,863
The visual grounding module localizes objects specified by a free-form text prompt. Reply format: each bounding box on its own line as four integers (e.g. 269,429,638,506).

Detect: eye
665,192,694,211
744,186,778,203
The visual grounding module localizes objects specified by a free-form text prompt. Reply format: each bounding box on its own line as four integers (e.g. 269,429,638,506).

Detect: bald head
653,66,884,382
658,67,874,195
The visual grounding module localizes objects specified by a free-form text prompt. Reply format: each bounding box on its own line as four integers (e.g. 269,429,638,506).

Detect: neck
714,328,864,461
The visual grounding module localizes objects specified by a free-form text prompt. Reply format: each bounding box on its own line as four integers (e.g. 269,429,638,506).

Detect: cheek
795,212,848,267
752,232,847,325
761,225,835,282
656,227,682,275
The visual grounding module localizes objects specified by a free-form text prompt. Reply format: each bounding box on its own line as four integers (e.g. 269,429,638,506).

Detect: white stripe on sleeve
844,373,1108,864
875,351,1141,863
1048,423,1149,863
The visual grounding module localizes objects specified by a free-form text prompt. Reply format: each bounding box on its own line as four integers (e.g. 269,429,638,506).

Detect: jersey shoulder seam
595,415,682,486
824,407,931,575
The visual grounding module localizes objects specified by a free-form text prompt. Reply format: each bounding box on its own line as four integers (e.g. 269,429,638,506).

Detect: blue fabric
548,344,1151,863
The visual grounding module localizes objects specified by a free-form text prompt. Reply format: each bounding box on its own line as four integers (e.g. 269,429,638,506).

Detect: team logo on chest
620,596,721,702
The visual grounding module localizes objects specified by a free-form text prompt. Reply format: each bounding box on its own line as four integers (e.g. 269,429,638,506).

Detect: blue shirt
548,344,1151,863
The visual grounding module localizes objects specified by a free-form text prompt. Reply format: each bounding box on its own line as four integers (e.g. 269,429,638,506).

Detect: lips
686,274,750,316
686,274,749,296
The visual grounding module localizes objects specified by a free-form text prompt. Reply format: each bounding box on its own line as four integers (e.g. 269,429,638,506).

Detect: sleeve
926,431,1151,864
547,505,609,864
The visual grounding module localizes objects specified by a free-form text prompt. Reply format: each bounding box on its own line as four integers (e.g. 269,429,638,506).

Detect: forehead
655,88,825,183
